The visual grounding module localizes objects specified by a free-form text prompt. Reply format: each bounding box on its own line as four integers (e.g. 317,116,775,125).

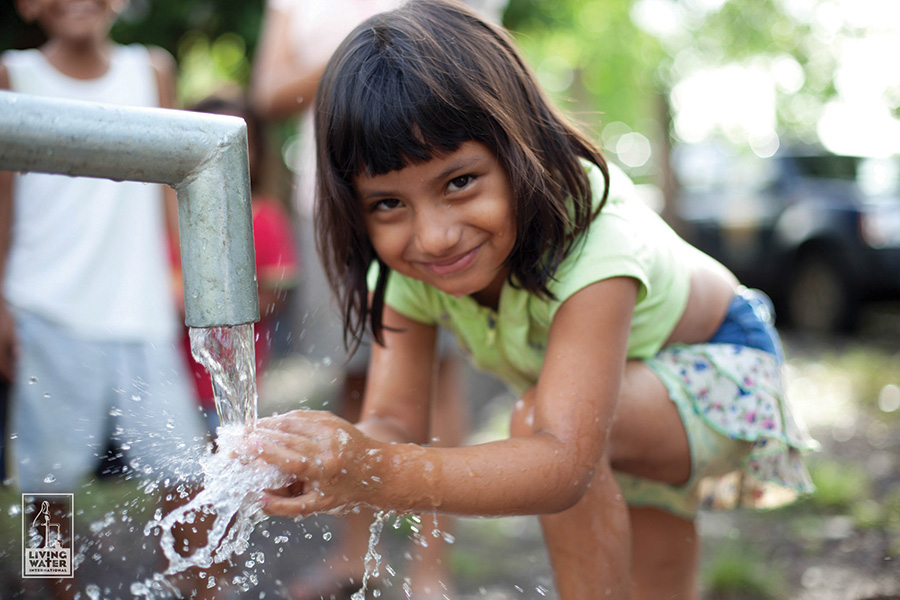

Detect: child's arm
251,0,325,120
0,63,17,381
253,276,638,518
147,46,182,280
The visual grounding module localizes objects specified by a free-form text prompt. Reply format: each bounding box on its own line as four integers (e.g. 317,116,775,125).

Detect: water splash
143,426,290,575
141,324,291,585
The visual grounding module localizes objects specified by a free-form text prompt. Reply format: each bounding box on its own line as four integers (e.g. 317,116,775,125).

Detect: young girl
249,0,817,597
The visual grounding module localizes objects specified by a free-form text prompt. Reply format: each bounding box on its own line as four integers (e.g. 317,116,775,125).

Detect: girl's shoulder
546,162,688,318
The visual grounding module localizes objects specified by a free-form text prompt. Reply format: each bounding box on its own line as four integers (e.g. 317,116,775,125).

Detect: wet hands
247,410,383,518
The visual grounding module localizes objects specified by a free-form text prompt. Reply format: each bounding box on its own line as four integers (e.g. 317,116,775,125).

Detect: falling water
141,323,291,586
350,511,392,600
189,324,258,428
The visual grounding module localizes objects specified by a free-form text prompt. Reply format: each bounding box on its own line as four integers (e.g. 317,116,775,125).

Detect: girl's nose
414,205,462,256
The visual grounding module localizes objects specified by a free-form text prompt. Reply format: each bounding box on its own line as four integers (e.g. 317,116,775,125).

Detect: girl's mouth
422,246,479,277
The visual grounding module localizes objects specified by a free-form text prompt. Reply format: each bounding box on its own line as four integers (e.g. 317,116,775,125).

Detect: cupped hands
245,410,385,518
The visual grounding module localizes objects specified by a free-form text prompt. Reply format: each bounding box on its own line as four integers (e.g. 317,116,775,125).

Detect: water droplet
322,531,332,541
8,504,21,516
86,584,101,600
43,474,56,484
130,582,149,595
28,376,37,384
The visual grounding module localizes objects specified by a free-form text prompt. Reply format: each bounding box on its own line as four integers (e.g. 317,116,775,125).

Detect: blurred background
1,1,900,598
5,0,899,335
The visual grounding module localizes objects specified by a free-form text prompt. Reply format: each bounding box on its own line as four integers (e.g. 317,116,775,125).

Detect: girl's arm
255,277,637,518
250,1,325,120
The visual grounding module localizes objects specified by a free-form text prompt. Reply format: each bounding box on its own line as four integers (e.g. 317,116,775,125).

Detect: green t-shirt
368,163,693,394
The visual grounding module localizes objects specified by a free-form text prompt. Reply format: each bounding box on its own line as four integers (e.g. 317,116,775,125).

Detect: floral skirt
616,289,818,519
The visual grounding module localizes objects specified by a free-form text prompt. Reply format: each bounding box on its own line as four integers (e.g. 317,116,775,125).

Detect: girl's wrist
366,442,444,514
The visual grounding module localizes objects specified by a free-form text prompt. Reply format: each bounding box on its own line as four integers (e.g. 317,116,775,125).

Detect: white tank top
2,45,179,341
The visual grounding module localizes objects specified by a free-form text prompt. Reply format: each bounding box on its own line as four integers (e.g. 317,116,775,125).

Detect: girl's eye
447,174,474,192
371,198,403,212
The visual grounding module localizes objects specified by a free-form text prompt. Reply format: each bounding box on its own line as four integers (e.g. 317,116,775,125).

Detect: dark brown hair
315,0,609,353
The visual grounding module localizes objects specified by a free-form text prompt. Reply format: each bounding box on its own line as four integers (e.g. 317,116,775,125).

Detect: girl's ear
15,0,40,23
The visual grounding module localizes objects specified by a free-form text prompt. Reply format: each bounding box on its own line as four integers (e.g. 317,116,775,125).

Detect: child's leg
407,353,469,598
511,391,632,599
609,362,691,485
538,459,632,600
629,506,699,600
512,360,698,599
612,361,701,598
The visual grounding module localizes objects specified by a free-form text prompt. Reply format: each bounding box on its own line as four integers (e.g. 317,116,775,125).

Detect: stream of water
189,323,259,429
138,324,291,594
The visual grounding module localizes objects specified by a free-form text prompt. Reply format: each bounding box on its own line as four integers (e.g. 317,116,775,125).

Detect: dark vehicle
673,145,900,332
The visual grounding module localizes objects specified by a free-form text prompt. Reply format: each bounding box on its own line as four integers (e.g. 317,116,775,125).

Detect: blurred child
0,0,215,597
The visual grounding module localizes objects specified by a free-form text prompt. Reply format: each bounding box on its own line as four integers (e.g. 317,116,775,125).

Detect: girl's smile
355,141,516,308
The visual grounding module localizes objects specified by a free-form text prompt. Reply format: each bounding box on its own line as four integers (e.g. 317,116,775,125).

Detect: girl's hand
248,410,384,518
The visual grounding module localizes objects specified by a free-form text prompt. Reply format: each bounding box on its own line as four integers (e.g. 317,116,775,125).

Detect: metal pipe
0,91,259,328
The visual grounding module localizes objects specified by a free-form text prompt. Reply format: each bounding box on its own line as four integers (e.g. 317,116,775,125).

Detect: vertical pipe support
0,91,259,327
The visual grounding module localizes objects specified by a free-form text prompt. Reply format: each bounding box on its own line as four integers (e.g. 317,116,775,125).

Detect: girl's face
355,141,517,308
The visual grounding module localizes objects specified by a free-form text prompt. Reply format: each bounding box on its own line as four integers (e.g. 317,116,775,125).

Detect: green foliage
701,543,786,600
807,459,871,512
177,31,253,105
504,0,666,142
111,0,264,59
702,0,802,58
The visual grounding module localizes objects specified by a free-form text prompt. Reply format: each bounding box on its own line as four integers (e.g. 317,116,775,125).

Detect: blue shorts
9,311,206,492
707,288,784,362
617,288,816,519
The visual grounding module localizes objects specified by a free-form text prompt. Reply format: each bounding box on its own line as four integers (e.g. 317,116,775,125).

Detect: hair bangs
324,19,491,182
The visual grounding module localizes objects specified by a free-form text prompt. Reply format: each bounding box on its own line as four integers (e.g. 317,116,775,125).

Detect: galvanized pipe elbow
0,91,259,328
